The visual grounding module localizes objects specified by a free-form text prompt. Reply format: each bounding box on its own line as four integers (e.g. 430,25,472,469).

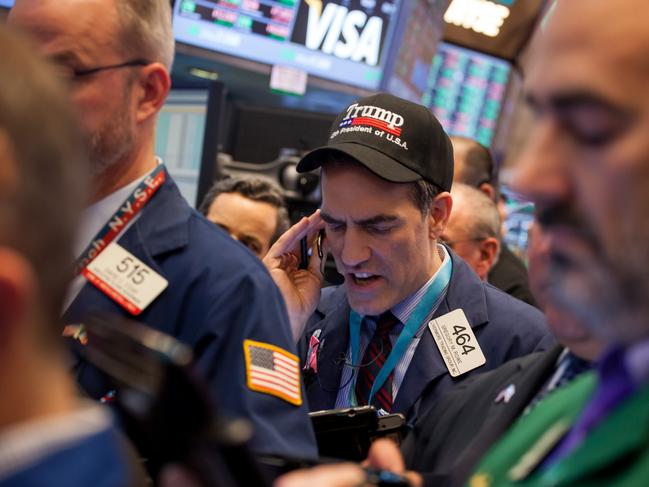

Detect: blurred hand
274,463,365,487
364,439,422,487
263,211,326,341
158,464,203,487
275,440,422,487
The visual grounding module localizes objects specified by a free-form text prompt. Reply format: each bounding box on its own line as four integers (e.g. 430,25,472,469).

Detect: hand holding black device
309,406,407,461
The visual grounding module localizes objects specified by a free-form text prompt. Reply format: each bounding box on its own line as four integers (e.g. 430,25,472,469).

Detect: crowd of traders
1,0,648,486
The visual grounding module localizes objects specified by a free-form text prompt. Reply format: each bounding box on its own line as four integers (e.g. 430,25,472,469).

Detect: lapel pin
495,384,516,404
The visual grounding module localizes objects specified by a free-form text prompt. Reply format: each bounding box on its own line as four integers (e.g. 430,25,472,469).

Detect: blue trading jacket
65,170,317,460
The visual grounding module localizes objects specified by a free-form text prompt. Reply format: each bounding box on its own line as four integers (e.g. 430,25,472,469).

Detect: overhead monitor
423,42,511,147
172,0,402,90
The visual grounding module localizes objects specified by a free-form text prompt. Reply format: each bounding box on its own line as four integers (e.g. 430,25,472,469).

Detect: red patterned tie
354,312,400,412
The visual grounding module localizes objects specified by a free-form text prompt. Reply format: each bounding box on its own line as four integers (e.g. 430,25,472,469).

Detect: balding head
442,183,501,280
514,0,649,344
451,136,497,201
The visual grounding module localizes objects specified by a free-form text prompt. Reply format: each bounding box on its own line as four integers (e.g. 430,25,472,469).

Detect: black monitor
221,101,335,164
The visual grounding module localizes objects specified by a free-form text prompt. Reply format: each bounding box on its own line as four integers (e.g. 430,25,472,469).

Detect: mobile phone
299,230,326,271
299,236,309,269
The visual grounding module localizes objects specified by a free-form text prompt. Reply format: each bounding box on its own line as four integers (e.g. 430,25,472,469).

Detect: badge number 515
116,256,150,285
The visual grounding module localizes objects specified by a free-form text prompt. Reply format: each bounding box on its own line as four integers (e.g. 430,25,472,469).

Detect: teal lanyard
348,257,453,406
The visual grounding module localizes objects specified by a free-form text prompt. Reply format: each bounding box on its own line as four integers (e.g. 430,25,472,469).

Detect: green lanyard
348,258,452,405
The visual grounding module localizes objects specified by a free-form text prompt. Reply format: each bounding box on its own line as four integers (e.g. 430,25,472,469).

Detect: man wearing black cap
265,93,551,423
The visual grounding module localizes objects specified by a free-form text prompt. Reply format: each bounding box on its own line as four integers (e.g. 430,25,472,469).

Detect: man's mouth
348,272,381,286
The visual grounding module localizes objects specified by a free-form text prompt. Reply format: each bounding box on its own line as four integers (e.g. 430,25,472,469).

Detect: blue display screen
423,42,511,147
173,0,402,90
0,0,14,8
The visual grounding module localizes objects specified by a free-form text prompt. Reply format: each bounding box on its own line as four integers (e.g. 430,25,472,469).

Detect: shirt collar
391,244,450,324
625,338,649,386
74,158,161,259
74,172,149,259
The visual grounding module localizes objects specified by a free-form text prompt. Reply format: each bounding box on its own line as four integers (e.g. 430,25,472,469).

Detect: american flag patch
244,339,302,406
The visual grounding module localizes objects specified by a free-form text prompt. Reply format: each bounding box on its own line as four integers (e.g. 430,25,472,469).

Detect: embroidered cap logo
339,102,405,136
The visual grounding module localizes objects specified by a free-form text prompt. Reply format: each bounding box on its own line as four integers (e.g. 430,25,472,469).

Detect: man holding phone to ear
264,93,551,424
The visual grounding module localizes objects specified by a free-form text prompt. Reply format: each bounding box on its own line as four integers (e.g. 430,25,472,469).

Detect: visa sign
301,0,385,67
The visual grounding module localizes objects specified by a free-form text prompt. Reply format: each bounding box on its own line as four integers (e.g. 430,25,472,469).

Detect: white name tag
82,243,168,315
428,309,486,377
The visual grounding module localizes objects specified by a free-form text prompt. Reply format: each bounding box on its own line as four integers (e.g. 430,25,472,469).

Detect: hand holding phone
263,212,325,340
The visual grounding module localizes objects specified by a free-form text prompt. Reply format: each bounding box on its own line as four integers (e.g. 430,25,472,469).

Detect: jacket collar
130,169,191,258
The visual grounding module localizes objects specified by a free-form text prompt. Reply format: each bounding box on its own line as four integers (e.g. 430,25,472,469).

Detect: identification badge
82,242,168,315
428,309,486,377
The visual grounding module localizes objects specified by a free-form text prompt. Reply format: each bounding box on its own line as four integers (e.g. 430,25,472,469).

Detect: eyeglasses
60,59,150,80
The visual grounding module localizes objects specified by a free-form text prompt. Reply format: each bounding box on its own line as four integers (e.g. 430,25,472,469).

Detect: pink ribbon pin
305,334,320,374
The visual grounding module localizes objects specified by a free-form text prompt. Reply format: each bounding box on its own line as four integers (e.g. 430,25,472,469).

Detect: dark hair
0,27,86,334
199,176,290,243
451,136,499,198
321,153,441,216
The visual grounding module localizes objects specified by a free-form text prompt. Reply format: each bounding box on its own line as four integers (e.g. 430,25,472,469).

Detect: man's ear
429,192,452,239
0,248,36,345
475,237,501,280
133,62,171,124
478,183,496,201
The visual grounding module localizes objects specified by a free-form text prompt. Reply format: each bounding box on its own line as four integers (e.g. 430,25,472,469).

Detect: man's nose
340,227,371,268
512,119,572,207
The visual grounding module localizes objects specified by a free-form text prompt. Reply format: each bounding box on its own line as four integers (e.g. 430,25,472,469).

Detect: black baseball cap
297,93,454,191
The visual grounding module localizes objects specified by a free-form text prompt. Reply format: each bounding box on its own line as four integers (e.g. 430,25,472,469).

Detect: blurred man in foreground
9,0,316,460
0,27,143,486
200,176,290,258
441,183,501,281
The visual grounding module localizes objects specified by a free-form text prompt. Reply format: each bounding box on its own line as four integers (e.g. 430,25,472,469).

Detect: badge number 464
428,309,486,377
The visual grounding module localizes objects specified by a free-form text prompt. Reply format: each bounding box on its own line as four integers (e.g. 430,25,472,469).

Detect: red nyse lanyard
74,164,166,276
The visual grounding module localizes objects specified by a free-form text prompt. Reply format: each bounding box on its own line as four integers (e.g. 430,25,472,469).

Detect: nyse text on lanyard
348,257,452,406
73,164,166,276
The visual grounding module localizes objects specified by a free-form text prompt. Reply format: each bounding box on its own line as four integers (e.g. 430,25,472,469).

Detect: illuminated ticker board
423,42,511,147
173,0,402,90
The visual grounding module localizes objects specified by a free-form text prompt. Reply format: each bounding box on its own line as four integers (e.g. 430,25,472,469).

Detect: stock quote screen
422,42,511,147
173,0,402,90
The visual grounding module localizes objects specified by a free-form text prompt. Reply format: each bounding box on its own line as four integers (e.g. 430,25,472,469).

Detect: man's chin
346,294,390,317
549,266,649,346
